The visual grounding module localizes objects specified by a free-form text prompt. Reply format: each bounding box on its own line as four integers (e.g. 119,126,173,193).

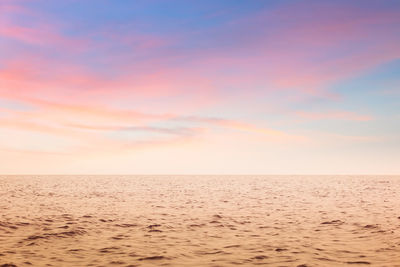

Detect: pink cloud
175,1,400,101
0,92,302,155
0,19,90,51
2,0,399,108
295,111,373,122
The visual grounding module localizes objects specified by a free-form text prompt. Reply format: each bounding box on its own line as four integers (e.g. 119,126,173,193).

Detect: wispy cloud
295,111,373,122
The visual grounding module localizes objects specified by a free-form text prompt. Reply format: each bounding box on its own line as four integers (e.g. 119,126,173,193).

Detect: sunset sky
0,0,399,174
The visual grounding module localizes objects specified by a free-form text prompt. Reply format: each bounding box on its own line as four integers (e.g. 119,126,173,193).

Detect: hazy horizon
1,173,400,176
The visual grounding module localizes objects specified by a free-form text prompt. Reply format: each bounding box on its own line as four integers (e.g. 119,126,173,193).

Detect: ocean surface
0,175,399,266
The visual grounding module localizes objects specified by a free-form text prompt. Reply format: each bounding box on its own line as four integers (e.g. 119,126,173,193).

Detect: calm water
0,175,399,266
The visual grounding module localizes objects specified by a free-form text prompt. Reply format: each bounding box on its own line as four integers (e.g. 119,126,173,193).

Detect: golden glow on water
1,175,399,266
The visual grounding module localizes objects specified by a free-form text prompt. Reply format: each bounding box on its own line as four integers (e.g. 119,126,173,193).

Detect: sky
0,0,399,174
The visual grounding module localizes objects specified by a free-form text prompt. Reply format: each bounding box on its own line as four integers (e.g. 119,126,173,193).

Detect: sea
0,175,399,266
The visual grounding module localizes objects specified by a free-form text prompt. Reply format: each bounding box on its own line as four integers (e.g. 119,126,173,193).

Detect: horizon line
1,174,399,176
